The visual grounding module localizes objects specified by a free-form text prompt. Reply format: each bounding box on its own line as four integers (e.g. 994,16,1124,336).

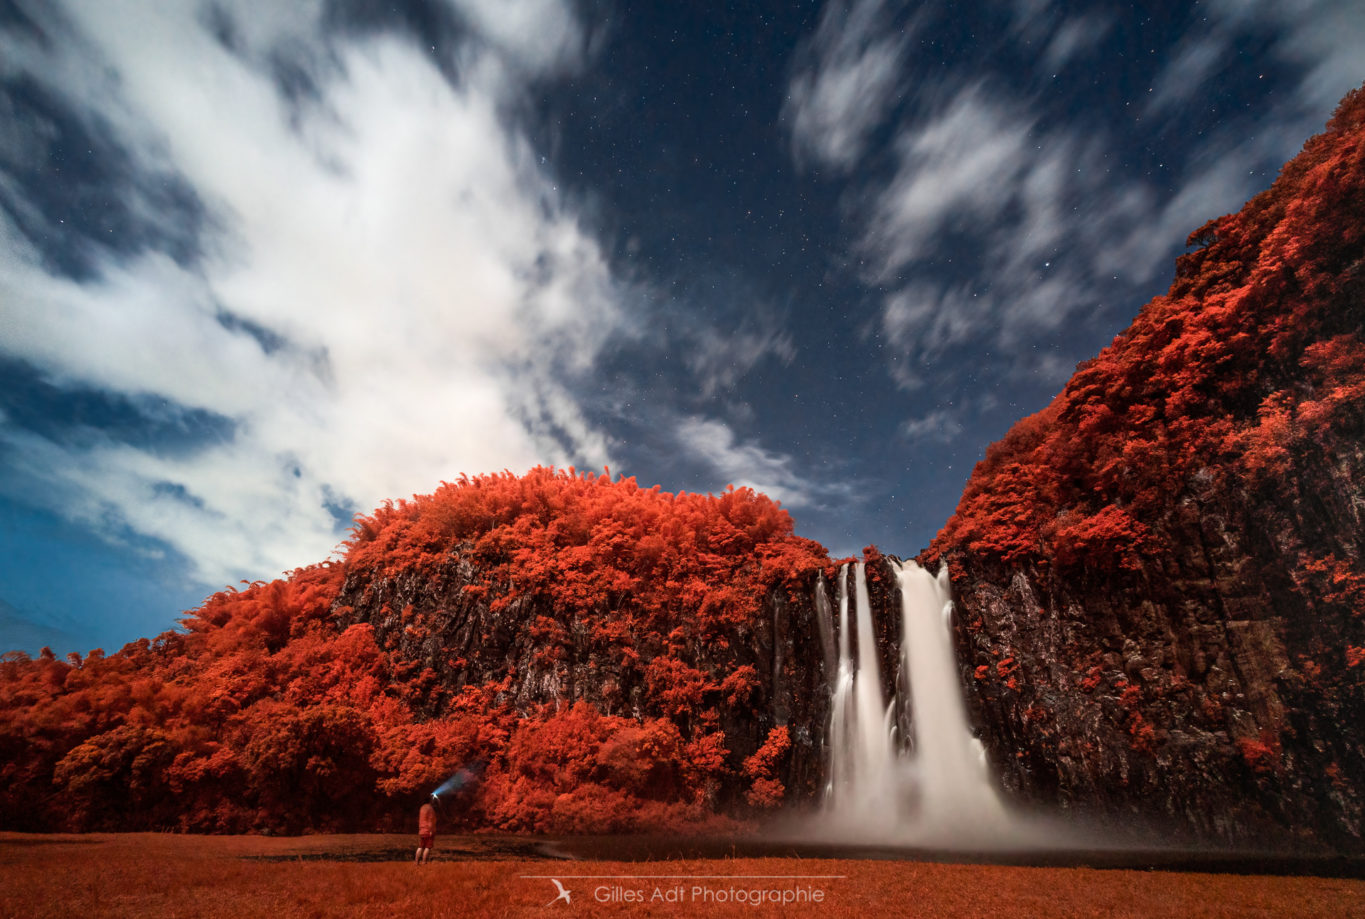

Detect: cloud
685,317,797,400
863,44,1346,394
863,86,1034,273
1099,146,1262,286
900,408,964,444
1124,0,1365,286
834,0,1364,414
1207,0,1365,114
1146,37,1226,115
863,84,1113,383
0,1,624,589
446,0,587,77
673,416,828,510
1041,13,1115,73
881,282,993,388
784,0,910,171
788,0,1365,512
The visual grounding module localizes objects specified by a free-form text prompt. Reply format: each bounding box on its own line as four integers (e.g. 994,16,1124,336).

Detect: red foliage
1052,505,1150,572
741,726,792,808
0,469,829,834
1126,712,1157,753
484,702,706,833
1237,732,1283,775
930,86,1365,582
1119,684,1143,709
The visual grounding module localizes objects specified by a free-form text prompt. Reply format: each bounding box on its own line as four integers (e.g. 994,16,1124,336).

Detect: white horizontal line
518,875,845,879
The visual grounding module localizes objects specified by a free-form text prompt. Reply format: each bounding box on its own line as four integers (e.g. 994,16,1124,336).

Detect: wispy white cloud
862,81,1114,386
0,0,622,588
1098,143,1264,286
1041,12,1115,73
685,317,797,400
881,282,992,389
900,408,964,444
863,86,1034,273
672,416,837,510
1207,0,1365,114
795,0,1360,438
872,3,1363,455
784,0,911,171
447,0,587,77
1146,37,1226,115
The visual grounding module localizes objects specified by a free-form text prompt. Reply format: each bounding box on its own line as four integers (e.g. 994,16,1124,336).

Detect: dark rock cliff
332,559,836,802
924,88,1365,851
329,472,837,812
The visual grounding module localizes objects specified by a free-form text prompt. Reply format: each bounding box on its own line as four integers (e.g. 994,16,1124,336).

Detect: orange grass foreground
1,832,1361,919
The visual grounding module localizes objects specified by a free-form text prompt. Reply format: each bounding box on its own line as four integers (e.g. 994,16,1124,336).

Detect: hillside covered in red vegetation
929,87,1365,848
1,469,830,833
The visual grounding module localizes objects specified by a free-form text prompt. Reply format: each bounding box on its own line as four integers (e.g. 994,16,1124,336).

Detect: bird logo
546,879,571,906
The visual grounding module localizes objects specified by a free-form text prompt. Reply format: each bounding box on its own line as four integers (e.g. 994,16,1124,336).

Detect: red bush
742,726,792,808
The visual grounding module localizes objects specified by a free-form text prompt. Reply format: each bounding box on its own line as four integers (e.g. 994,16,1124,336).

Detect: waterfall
819,558,1022,848
823,563,899,832
897,560,1011,838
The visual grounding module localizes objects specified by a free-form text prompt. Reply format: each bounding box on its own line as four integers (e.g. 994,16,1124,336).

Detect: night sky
2,0,1363,654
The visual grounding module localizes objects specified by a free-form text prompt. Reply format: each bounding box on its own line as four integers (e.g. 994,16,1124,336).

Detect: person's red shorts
419,833,434,849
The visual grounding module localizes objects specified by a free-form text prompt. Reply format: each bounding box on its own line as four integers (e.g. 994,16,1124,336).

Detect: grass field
2,832,1361,918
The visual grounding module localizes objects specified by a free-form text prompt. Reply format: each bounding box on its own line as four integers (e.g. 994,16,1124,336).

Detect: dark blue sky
2,0,1362,654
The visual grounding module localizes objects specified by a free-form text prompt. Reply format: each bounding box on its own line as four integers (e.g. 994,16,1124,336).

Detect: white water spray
819,559,1027,848
824,563,898,828
898,560,1011,839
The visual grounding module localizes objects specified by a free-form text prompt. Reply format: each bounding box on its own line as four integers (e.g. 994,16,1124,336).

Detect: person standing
416,795,438,864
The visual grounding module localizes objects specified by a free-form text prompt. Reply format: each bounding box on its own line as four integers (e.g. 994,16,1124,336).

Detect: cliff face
925,88,1365,850
331,469,836,815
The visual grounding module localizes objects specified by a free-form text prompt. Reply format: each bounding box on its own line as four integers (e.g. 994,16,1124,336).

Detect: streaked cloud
447,0,587,76
881,282,992,389
1147,37,1226,115
820,0,1364,422
900,408,964,444
863,86,1034,274
785,0,911,171
685,317,797,400
0,0,621,588
1041,12,1115,73
1208,0,1365,113
673,416,833,511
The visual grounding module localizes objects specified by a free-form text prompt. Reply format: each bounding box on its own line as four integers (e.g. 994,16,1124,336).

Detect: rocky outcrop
332,556,836,803
328,472,837,811
925,87,1365,851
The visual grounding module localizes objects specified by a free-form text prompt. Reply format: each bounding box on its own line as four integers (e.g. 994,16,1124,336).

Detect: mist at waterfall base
806,560,1069,852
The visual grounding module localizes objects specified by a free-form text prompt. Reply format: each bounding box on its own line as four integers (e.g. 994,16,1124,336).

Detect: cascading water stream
824,563,898,831
819,558,1026,847
897,560,1011,839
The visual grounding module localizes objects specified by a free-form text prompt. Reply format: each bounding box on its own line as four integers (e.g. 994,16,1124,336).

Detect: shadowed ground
2,832,1362,918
